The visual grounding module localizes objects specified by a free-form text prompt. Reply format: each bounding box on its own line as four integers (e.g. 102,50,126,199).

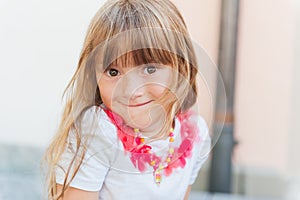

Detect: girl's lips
128,100,153,107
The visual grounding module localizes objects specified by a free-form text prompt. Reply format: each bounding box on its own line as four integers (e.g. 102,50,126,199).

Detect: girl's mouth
128,100,153,107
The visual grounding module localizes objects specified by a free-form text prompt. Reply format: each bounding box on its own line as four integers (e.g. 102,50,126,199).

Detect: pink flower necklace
102,106,200,185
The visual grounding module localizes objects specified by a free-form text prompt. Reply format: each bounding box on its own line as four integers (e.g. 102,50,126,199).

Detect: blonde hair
44,0,199,199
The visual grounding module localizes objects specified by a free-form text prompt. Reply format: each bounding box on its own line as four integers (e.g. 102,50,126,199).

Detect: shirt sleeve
189,115,211,185
55,106,118,191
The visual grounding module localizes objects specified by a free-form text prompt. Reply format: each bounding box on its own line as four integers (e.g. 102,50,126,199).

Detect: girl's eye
144,65,157,74
106,68,120,77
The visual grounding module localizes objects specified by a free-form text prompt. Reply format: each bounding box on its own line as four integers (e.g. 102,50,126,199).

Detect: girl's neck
132,117,175,142
136,120,167,140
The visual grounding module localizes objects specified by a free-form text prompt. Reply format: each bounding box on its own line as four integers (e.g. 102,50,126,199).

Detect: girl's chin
123,112,166,131
124,116,154,129
113,105,167,129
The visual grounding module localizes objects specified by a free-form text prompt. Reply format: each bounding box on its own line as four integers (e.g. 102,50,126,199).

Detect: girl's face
97,62,174,134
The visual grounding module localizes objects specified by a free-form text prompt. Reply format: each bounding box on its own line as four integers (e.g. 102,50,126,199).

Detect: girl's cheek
148,85,167,98
98,79,116,105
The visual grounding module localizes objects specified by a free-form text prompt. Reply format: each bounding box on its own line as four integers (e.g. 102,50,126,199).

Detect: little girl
45,0,211,199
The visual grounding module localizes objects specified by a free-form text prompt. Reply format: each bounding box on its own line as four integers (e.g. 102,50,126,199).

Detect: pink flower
130,145,153,172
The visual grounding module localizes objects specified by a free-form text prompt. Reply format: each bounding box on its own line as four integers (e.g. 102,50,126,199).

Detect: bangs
108,48,176,69
90,0,193,72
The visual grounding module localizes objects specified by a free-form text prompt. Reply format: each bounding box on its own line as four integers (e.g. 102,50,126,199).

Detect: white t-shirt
56,106,211,200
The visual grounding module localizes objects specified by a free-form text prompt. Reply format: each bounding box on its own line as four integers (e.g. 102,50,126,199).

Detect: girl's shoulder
189,114,211,158
74,106,117,142
80,105,110,123
193,114,209,139
178,111,209,139
77,105,115,130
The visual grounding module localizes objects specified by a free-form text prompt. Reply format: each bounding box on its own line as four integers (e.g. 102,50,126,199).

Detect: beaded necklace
102,107,200,185
133,127,175,184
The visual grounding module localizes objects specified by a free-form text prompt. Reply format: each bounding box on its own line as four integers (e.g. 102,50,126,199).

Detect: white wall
0,1,105,147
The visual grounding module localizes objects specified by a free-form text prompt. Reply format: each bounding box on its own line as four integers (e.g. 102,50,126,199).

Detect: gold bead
169,148,174,154
150,160,156,166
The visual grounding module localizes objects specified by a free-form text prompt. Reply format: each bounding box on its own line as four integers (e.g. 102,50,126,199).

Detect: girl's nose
120,72,145,100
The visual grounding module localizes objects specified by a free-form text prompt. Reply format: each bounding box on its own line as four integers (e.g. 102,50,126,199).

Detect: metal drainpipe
208,0,240,193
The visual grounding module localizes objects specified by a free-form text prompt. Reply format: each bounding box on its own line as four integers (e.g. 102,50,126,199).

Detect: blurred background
0,0,299,199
